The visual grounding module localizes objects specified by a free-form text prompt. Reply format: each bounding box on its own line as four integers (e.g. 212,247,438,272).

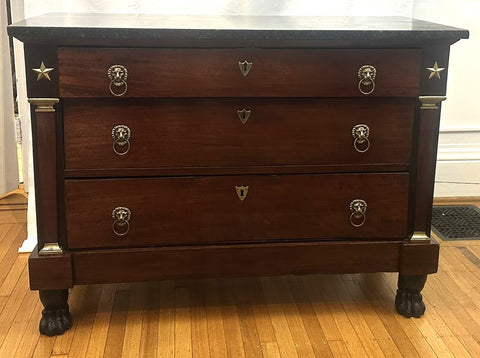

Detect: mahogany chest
8,13,468,336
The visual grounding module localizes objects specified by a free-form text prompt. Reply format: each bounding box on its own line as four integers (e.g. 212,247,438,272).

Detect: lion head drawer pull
239,60,253,76
358,65,376,95
352,124,371,153
349,199,367,227
112,125,131,156
107,65,128,96
112,207,131,236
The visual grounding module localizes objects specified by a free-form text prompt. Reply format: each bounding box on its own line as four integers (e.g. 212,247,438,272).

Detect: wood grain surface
72,241,401,284
63,98,415,170
64,173,409,249
58,48,421,98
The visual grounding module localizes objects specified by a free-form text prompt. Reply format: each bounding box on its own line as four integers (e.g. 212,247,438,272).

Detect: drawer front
64,98,414,170
65,173,409,249
58,48,420,97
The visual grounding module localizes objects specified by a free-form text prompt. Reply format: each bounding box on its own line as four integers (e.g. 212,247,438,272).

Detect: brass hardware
112,207,131,236
426,61,445,80
419,96,447,110
237,109,251,124
358,65,376,95
352,124,371,153
32,61,54,81
108,65,128,96
235,186,249,201
349,199,367,227
28,98,59,113
410,231,431,242
239,60,253,76
38,243,64,256
112,125,131,156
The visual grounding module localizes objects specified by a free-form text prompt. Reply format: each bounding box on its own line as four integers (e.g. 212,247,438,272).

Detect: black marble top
8,13,469,46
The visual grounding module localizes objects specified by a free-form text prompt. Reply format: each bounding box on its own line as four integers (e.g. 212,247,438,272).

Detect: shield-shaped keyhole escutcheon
238,60,253,76
237,109,251,124
235,186,249,201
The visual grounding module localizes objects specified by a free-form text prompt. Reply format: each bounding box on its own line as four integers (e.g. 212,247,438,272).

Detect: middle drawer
64,98,415,170
65,173,409,249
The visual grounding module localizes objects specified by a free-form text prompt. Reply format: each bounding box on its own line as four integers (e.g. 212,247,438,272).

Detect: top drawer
58,48,421,98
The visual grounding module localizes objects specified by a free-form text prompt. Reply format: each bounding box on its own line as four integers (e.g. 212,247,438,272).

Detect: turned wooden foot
395,274,427,318
39,289,72,336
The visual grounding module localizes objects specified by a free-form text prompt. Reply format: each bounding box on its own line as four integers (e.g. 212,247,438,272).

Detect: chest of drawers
8,14,468,336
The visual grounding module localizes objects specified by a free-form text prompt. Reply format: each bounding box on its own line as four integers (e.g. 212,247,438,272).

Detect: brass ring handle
352,124,370,153
113,138,131,156
112,125,131,156
354,137,370,153
349,199,367,227
350,212,366,227
108,65,128,97
358,65,376,95
112,207,131,236
109,80,128,97
112,219,130,236
358,79,375,95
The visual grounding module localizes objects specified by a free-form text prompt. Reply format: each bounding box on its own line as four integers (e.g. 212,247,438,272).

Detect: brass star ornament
32,61,54,81
426,61,445,80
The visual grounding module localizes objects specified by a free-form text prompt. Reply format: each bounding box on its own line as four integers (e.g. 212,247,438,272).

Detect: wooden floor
1,193,480,357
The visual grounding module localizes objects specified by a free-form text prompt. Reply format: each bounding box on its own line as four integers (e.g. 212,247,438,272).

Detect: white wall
9,0,37,252
22,0,414,17
413,0,480,197
0,0,19,196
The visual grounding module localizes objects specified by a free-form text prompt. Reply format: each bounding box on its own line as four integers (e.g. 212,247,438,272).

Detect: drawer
63,98,414,170
65,173,409,249
58,48,421,97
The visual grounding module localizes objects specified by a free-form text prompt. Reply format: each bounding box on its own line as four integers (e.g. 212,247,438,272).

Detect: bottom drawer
65,173,409,249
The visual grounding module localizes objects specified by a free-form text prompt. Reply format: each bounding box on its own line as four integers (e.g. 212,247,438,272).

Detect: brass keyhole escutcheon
112,206,131,236
107,64,128,96
349,199,367,227
358,65,376,95
112,125,131,156
238,60,253,76
237,109,251,124
352,124,371,153
236,186,249,201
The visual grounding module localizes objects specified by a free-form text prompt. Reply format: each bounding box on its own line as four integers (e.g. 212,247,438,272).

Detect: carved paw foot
39,307,72,336
395,289,426,318
395,289,425,318
396,274,427,318
39,289,72,336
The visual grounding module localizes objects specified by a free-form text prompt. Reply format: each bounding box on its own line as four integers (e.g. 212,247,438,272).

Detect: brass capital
28,98,59,113
38,243,64,256
419,96,447,110
410,231,431,243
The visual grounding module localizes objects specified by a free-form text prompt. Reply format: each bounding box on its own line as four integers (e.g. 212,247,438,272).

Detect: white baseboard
19,184,37,253
18,235,37,253
434,129,480,197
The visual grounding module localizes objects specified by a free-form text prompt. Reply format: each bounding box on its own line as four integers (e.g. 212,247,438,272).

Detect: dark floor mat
431,205,480,240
